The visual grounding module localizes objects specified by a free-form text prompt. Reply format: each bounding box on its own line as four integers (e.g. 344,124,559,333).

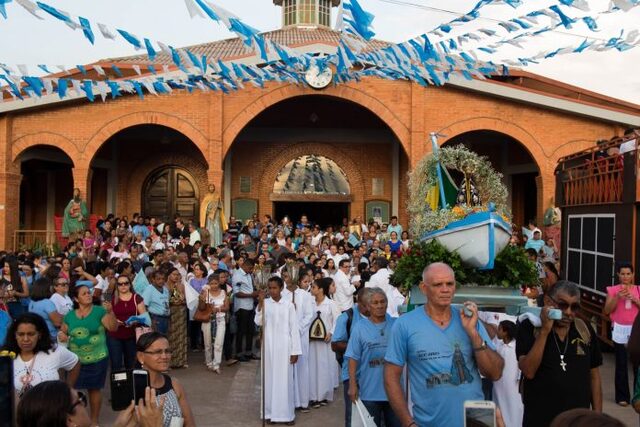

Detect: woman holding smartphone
137,332,196,427
604,262,640,406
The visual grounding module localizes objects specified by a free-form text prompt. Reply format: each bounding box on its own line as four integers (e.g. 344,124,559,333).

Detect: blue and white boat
421,204,512,270
421,133,512,270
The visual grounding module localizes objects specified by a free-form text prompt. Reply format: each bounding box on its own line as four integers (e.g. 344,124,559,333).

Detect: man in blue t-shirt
331,287,372,427
384,262,504,427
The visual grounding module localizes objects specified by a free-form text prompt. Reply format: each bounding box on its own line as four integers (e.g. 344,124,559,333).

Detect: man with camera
517,280,603,426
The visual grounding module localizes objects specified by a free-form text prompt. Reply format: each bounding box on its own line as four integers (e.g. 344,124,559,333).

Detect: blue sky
1,0,639,103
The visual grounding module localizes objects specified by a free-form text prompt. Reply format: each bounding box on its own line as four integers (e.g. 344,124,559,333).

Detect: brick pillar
0,172,23,250
72,166,91,202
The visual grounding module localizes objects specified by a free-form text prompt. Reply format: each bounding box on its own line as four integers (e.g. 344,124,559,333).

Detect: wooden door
143,167,199,223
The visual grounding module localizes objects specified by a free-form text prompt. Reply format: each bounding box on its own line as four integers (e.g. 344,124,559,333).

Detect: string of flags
0,0,638,104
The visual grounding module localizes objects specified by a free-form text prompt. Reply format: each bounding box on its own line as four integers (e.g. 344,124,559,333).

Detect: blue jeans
361,400,401,427
150,314,169,335
343,380,351,427
106,335,137,371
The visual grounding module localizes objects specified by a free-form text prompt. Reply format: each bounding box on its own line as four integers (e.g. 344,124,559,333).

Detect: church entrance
142,166,199,224
273,202,349,229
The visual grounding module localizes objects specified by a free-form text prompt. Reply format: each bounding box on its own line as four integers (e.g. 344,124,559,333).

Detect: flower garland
408,144,510,237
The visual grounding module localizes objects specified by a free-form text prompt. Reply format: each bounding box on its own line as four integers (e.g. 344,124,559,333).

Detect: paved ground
99,351,638,427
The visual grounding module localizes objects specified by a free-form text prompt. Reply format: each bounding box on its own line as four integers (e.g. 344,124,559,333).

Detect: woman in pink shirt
604,262,640,406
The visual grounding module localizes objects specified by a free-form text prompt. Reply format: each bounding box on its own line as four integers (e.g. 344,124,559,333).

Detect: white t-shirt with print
50,293,73,316
13,346,78,395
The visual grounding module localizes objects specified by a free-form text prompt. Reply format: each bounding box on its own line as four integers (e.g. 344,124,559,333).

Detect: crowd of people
0,211,634,426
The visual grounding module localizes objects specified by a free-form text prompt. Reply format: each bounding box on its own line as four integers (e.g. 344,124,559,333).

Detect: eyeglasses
69,391,87,413
143,349,173,356
56,281,69,286
117,281,130,286
552,298,581,312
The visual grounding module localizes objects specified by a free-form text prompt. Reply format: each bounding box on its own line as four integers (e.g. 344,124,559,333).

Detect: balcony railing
557,136,633,207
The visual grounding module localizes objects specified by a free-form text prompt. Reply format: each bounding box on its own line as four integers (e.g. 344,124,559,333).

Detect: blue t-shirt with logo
385,306,494,426
345,315,396,401
332,304,363,382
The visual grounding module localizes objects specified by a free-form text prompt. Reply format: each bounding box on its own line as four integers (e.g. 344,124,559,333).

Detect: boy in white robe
282,270,314,411
255,276,302,424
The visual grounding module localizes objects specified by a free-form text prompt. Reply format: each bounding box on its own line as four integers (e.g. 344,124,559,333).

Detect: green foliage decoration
391,240,538,292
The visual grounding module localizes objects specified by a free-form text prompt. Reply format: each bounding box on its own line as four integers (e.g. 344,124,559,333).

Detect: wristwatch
473,340,488,352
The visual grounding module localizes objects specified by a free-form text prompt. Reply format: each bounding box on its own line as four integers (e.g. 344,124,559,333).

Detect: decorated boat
411,133,513,270
422,203,512,269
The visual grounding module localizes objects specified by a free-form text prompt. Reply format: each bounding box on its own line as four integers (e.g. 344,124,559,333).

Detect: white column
392,141,399,217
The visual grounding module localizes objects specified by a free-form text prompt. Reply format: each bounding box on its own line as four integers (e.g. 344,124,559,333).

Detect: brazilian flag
426,163,458,210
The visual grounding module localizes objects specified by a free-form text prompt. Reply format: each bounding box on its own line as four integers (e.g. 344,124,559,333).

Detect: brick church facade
1,0,639,249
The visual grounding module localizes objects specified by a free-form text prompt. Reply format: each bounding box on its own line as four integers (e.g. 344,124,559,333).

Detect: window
319,0,331,26
273,155,350,195
566,214,615,294
283,0,296,26
299,0,317,24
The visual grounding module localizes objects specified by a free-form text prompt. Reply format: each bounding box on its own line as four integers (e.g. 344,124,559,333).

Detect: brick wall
0,78,627,248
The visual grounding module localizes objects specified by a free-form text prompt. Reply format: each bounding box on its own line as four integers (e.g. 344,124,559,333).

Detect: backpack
518,318,591,400
335,308,354,367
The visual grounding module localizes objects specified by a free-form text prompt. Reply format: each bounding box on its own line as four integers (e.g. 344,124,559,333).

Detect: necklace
552,329,569,372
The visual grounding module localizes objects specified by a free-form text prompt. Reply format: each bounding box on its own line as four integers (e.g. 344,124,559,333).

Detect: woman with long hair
1,255,29,318
137,332,196,427
106,274,147,371
60,283,118,426
324,258,337,278
308,277,341,408
2,313,79,398
166,266,188,368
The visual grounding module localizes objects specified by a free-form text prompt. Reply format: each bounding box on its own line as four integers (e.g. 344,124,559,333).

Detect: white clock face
304,65,333,90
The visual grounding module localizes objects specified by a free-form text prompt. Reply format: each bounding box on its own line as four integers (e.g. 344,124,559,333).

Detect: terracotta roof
100,26,390,65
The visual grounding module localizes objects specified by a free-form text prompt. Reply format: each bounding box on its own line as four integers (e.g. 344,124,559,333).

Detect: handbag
194,290,213,322
133,295,152,341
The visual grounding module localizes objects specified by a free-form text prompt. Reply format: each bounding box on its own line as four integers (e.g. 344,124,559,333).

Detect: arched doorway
89,124,208,220
142,167,200,224
272,154,351,227
225,95,408,227
442,130,540,227
18,145,74,231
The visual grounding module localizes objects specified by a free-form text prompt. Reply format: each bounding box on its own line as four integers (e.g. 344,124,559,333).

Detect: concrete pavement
100,351,638,426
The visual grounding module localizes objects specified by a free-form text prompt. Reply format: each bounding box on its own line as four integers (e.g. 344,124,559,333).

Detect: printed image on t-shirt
425,343,474,388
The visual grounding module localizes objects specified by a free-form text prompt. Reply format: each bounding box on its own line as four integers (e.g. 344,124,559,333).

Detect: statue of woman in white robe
200,184,225,247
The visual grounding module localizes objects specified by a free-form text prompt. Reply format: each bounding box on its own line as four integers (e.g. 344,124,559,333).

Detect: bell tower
273,0,341,28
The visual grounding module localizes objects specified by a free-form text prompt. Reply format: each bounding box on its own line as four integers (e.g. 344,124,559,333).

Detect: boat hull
421,211,512,269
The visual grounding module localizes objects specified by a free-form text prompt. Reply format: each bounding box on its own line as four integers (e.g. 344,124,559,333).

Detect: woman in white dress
308,277,341,408
492,320,523,427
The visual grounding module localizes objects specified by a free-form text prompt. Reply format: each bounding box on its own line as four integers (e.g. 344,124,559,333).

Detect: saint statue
62,188,89,238
200,184,226,248
456,174,481,207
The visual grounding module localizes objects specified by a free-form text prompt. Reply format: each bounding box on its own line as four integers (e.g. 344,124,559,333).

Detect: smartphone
133,369,150,404
464,400,496,427
548,308,563,320
0,356,14,427
110,369,149,411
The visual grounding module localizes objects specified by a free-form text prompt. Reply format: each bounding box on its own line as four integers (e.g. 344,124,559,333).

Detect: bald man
384,262,504,427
